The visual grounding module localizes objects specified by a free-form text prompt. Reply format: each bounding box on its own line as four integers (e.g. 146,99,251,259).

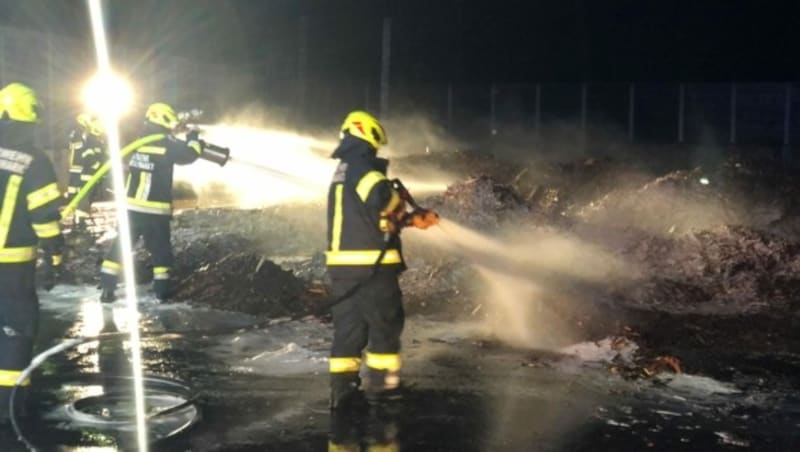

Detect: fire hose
9,330,203,451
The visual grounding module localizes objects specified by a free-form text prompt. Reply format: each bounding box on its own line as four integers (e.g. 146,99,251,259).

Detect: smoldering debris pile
154,207,326,316
171,252,311,317
412,156,800,320
171,233,254,281
620,225,800,313
62,151,800,339
426,175,532,229
165,220,322,316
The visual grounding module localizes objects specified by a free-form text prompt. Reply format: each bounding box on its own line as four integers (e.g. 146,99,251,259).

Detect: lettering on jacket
332,162,348,183
0,148,33,174
129,153,154,171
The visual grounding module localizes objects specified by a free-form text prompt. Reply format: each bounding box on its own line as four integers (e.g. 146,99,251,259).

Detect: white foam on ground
558,337,639,364
714,431,750,447
39,284,255,336
207,319,329,376
660,373,742,396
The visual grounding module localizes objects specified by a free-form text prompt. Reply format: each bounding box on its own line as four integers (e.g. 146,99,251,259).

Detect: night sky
0,0,798,83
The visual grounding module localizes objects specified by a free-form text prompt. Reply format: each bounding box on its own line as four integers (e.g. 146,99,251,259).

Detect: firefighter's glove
408,209,439,230
186,129,200,143
380,212,405,234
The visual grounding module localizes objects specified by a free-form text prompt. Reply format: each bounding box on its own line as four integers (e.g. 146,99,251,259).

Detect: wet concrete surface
1,286,798,451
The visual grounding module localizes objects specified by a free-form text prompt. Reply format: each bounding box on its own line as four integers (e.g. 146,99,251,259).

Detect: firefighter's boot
330,373,363,411
328,407,361,452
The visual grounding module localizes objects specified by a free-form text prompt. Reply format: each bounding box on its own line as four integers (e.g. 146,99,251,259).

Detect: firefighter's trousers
100,210,173,299
329,270,404,393
0,263,38,422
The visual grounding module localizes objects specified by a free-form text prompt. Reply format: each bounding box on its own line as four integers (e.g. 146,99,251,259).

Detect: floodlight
81,72,133,118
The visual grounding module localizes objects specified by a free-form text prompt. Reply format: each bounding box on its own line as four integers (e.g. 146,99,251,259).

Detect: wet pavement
1,285,797,451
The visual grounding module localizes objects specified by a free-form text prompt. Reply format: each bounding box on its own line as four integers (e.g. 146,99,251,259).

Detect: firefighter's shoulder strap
354,169,402,219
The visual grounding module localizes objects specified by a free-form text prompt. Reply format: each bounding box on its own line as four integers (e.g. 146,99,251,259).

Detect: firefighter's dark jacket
0,121,64,264
125,123,201,216
67,128,105,193
326,135,404,279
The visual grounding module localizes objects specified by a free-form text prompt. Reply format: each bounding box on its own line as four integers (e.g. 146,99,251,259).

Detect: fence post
379,17,392,118
446,83,453,132
628,83,636,142
730,82,737,145
490,83,497,135
783,83,793,164
297,16,308,121
678,83,685,144
534,83,541,138
581,82,588,149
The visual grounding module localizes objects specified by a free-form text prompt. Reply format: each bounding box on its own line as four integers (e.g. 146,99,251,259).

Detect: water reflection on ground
0,285,796,451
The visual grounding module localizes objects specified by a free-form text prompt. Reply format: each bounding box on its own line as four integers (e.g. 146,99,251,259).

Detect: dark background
1,0,798,83
0,0,798,164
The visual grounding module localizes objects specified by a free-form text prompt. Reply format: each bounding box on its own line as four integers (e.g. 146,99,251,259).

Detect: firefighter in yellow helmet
0,83,64,423
65,112,107,217
99,102,220,305
326,110,433,410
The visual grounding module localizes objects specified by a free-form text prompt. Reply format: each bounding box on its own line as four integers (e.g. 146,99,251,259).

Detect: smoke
381,115,463,157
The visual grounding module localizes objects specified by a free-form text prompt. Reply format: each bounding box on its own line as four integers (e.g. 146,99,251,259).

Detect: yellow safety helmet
145,102,179,129
0,82,39,123
76,112,104,136
340,110,387,150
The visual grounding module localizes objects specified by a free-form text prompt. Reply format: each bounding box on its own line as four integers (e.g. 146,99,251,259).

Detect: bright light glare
87,0,148,450
81,72,133,118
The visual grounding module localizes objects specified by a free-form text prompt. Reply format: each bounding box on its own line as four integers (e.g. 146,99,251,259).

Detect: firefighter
0,83,64,423
99,102,206,303
326,110,436,410
66,112,106,203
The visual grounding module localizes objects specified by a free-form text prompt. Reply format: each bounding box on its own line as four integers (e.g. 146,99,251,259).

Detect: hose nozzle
199,141,230,167
409,208,439,229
